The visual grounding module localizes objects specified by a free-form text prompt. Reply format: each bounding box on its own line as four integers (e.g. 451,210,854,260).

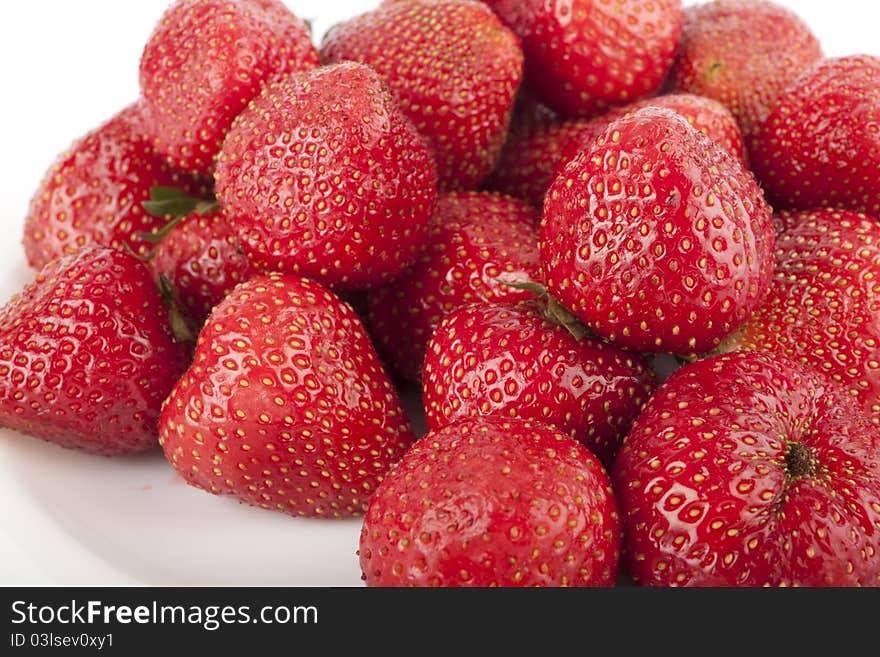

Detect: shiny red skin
422,303,656,466
667,0,822,149
159,273,416,518
22,104,202,270
494,93,748,209
214,62,437,290
751,56,880,217
724,209,880,429
540,107,774,355
613,351,880,587
149,209,255,326
368,191,541,382
0,247,189,455
139,0,318,176
320,0,523,192
559,94,748,176
485,0,682,118
360,417,621,587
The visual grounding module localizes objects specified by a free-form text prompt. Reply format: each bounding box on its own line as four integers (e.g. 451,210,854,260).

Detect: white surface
0,0,878,586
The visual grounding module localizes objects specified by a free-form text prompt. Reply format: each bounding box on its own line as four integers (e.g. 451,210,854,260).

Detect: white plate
0,0,877,587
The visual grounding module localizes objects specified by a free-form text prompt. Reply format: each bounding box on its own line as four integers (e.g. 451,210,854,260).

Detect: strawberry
490,93,747,208
561,94,748,171
667,0,822,151
0,247,189,455
722,209,880,429
541,107,774,356
22,104,203,270
484,0,682,118
148,206,255,328
159,273,416,518
368,191,540,382
612,350,880,587
359,417,621,586
214,61,437,291
320,0,524,191
422,300,656,467
139,0,319,177
750,55,880,217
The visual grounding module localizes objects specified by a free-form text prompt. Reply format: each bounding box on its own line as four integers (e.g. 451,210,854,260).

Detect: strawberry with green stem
136,187,254,332
159,273,416,518
22,104,205,270
422,286,656,467
540,107,774,357
368,191,541,382
667,0,822,152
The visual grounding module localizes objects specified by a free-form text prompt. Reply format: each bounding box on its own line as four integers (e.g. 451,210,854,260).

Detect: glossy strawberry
723,209,880,429
751,55,880,216
22,104,201,270
159,273,416,518
0,247,189,455
214,62,437,290
541,107,774,356
368,191,540,382
485,0,682,118
613,351,880,587
423,301,656,466
149,208,255,327
491,93,747,208
360,417,621,586
320,0,523,191
667,0,822,150
139,0,319,176
563,94,748,170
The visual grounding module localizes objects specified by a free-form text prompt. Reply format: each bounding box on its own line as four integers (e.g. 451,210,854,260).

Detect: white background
0,1,877,585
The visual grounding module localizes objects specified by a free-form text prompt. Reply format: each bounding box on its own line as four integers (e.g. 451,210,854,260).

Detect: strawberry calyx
158,273,198,345
502,280,594,342
140,186,220,244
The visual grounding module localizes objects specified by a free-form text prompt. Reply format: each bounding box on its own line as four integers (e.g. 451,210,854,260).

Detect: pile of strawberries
2,0,880,587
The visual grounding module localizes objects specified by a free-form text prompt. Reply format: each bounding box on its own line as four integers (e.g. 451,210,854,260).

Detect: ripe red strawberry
541,107,774,356
484,0,682,118
139,0,318,176
667,0,822,150
490,93,747,208
22,104,203,270
0,247,189,455
159,273,416,518
723,209,880,429
613,351,880,587
561,94,748,171
422,301,656,466
368,191,540,382
360,417,621,586
751,55,880,217
214,62,437,290
320,0,524,191
149,207,255,327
